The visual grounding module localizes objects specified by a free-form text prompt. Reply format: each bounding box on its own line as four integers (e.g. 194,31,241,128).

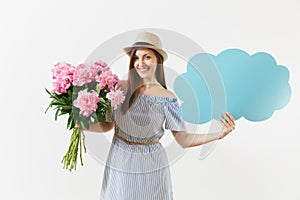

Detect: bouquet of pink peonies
45,60,124,171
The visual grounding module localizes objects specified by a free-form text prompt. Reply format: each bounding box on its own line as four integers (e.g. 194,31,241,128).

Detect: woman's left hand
219,112,236,139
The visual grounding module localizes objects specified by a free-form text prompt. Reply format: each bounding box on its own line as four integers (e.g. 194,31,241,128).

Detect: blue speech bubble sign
175,48,291,124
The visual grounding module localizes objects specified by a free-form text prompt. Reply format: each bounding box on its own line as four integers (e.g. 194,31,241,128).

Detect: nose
136,57,145,67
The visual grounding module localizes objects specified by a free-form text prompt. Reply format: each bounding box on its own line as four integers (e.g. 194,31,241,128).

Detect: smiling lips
137,67,150,72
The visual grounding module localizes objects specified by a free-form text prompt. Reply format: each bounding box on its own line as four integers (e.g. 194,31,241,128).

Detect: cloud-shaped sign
174,49,291,124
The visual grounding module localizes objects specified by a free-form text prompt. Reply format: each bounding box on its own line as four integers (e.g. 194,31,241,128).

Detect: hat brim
123,45,168,61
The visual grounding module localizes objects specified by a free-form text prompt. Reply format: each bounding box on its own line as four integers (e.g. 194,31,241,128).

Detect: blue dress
100,94,186,200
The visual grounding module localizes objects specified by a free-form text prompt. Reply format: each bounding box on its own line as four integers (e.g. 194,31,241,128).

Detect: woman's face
133,48,158,81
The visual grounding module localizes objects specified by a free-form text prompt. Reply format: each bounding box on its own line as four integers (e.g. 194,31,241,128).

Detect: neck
141,78,159,86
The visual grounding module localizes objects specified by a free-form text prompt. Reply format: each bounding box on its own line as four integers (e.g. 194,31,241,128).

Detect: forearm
187,132,221,147
173,112,235,148
174,131,221,148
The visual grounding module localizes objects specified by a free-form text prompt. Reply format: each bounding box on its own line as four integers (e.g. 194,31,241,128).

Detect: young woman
87,32,235,200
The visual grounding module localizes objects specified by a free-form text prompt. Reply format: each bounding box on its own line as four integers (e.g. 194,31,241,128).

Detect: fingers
218,112,236,140
219,116,229,129
225,112,235,126
224,113,235,128
219,118,231,136
219,112,235,131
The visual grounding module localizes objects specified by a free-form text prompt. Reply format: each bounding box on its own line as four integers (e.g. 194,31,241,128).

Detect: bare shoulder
116,80,128,92
159,88,177,98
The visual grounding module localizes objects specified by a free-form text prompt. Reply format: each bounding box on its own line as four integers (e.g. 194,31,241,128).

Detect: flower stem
61,128,86,171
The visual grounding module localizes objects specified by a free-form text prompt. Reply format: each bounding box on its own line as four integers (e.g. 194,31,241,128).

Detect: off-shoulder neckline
137,93,177,101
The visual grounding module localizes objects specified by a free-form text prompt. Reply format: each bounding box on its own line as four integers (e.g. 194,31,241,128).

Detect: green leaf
67,114,74,130
79,120,85,129
62,105,72,110
90,113,98,122
96,112,105,122
45,88,52,95
50,102,66,106
83,119,90,129
50,93,60,101
107,106,112,113
67,89,72,97
44,104,52,114
96,85,100,94
70,119,75,129
55,109,60,121
58,112,68,116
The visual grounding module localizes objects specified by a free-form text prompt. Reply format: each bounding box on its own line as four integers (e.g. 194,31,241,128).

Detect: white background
1,0,299,199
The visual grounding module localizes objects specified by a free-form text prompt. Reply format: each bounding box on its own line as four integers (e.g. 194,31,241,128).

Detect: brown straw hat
123,32,168,61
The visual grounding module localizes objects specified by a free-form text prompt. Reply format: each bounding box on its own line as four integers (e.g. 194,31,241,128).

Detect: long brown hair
121,47,167,114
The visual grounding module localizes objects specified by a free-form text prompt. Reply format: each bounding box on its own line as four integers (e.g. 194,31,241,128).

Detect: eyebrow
134,53,152,57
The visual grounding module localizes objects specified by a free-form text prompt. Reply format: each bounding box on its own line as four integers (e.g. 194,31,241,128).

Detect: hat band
132,42,154,47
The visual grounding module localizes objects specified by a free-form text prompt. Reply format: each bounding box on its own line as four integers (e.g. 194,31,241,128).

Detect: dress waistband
113,134,159,159
113,134,159,145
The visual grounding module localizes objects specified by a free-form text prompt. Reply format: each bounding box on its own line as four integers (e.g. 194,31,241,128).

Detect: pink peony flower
73,64,99,86
107,89,125,110
73,89,101,117
93,60,109,72
96,70,119,91
51,61,75,93
73,61,110,87
52,80,72,94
